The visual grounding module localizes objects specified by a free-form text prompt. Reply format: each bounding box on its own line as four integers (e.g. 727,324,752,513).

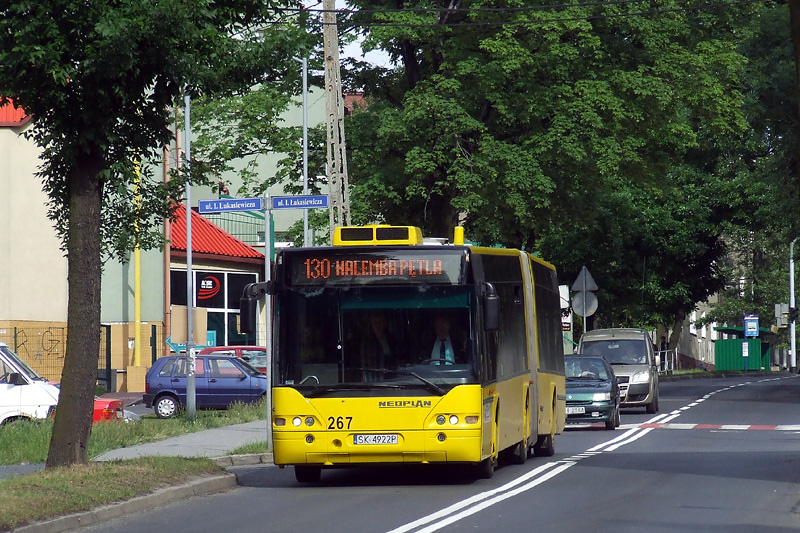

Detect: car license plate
354,434,399,445
566,406,585,415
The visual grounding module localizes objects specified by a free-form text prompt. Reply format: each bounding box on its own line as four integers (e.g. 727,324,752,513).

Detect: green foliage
189,28,323,205
0,0,306,260
340,0,779,327
0,0,307,466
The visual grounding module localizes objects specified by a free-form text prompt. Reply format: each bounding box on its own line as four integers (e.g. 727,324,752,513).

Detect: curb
212,453,274,467
659,370,795,382
14,454,274,533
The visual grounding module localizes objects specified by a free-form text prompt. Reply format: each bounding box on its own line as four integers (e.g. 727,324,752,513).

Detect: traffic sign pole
263,197,273,452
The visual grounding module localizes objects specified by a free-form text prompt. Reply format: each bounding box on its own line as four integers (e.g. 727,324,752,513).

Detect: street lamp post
295,56,310,247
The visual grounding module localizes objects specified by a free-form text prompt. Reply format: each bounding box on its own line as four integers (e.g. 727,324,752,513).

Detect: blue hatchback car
143,355,267,418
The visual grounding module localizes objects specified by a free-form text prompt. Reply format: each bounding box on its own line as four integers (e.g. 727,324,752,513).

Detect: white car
0,343,59,425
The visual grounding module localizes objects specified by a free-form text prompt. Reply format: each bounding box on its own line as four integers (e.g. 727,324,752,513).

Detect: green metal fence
715,338,770,371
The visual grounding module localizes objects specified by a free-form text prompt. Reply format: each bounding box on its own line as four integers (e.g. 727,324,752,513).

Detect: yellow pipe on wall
134,166,142,367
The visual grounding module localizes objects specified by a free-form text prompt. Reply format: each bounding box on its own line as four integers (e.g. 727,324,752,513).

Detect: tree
344,0,754,238
0,0,305,467
700,4,799,335
339,0,766,330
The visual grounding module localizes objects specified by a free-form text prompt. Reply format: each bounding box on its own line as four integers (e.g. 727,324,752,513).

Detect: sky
335,0,394,68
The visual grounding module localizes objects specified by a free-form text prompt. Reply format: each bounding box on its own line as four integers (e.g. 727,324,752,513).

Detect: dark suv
143,355,267,418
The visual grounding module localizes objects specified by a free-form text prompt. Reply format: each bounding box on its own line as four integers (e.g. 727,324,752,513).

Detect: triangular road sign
571,266,598,292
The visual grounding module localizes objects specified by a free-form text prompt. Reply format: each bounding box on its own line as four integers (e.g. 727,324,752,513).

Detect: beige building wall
0,122,68,322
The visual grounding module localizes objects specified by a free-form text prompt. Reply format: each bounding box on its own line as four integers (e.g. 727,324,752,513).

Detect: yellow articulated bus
240,225,565,482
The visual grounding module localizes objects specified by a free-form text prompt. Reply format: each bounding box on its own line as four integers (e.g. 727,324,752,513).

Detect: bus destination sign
287,251,465,286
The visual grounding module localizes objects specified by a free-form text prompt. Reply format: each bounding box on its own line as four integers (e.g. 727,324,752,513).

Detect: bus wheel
475,457,494,479
295,465,321,483
533,427,555,457
509,439,528,465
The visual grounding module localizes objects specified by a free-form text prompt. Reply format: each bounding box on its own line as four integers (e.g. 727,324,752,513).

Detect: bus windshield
276,285,478,392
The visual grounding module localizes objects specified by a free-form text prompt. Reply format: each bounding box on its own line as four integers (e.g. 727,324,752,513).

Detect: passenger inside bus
360,312,394,369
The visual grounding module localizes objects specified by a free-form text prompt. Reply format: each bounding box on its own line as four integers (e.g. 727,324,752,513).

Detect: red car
198,345,267,373
49,380,126,423
92,397,124,422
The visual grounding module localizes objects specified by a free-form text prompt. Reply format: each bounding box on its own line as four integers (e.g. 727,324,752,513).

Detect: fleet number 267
328,416,353,429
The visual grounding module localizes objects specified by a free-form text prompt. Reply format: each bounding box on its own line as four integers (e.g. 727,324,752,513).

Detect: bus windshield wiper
304,383,398,398
357,367,446,396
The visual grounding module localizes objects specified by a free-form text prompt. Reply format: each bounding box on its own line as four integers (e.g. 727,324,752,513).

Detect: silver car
578,328,659,413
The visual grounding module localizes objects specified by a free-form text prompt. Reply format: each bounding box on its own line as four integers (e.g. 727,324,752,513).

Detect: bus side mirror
239,281,272,335
483,282,500,331
240,294,259,334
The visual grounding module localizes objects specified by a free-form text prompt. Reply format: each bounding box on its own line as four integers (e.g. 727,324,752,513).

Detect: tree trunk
46,151,104,468
669,308,686,369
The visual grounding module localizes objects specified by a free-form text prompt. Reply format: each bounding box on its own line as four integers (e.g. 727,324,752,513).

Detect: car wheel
154,395,179,419
295,465,321,482
605,411,616,430
646,389,659,414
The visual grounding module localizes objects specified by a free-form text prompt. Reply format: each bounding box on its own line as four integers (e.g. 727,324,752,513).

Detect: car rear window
158,359,176,377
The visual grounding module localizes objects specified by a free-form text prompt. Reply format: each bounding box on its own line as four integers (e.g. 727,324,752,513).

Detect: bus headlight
465,416,479,424
436,415,446,425
293,417,302,427
305,417,315,426
274,417,286,426
449,415,459,425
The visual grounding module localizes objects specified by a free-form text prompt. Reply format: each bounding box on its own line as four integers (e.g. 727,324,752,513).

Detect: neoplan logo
378,400,432,408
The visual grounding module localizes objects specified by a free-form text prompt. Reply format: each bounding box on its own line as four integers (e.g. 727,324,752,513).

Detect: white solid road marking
391,375,799,532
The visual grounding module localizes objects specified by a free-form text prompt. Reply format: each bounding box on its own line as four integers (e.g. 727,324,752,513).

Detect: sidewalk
95,391,273,463
94,419,273,462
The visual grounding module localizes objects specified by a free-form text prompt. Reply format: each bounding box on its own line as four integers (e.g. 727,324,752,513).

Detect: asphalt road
76,374,800,533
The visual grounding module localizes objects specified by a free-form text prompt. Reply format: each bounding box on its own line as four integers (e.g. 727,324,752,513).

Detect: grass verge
0,456,223,531
0,400,269,530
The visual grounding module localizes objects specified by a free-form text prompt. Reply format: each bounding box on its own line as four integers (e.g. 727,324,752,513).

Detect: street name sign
198,197,263,213
272,195,329,210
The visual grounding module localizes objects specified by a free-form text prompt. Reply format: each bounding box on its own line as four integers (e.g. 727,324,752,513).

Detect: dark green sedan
565,355,621,430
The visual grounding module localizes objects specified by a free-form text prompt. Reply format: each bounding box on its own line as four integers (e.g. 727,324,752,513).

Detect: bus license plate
354,434,399,445
566,406,585,414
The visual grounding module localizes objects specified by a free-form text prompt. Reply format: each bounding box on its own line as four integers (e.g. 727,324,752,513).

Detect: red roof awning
170,203,263,262
0,99,31,127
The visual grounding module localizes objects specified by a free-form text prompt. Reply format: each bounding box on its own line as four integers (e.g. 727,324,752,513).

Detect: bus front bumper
273,428,483,466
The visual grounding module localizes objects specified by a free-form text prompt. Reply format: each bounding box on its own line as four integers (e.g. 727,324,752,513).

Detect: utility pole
323,0,351,232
